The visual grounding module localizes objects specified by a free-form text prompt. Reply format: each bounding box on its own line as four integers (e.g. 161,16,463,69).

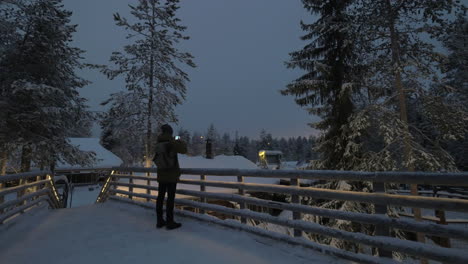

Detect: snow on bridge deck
0,201,345,264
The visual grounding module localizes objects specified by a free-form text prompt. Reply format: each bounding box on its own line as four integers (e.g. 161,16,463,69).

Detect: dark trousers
156,182,177,223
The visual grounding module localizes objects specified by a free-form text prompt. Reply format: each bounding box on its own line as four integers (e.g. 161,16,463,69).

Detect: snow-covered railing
393,189,468,200
98,167,468,264
0,171,63,224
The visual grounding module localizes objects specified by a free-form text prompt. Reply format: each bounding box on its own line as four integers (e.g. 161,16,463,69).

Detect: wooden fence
0,171,63,224
96,167,468,264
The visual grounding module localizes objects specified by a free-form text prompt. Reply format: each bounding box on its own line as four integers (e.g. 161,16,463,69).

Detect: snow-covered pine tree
177,128,191,149
220,133,232,155
205,124,221,156
238,136,251,159
257,129,273,151
278,137,289,160
242,136,259,162
441,15,468,170
282,0,359,171
100,92,146,165
443,15,468,105
279,0,377,252
101,0,195,167
190,132,204,156
323,1,467,256
233,133,242,156
346,0,467,172
0,0,95,171
0,0,22,174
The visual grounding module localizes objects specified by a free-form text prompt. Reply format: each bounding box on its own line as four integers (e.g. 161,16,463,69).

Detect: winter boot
156,219,166,229
166,221,182,230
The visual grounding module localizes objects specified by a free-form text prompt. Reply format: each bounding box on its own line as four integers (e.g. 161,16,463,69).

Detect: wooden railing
0,171,63,224
96,167,468,264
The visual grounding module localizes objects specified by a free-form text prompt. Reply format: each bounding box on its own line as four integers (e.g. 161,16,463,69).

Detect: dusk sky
63,0,319,139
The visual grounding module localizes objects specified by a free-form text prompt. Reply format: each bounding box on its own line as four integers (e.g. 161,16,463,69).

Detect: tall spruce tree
220,133,232,155
257,129,273,151
442,15,468,170
281,0,359,170
101,0,195,167
190,132,204,156
281,0,368,250
0,0,95,172
281,0,414,253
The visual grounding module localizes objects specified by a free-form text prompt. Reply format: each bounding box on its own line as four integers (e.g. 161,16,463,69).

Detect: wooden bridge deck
0,201,345,264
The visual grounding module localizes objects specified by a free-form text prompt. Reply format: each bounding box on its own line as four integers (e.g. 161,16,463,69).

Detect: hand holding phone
175,136,180,140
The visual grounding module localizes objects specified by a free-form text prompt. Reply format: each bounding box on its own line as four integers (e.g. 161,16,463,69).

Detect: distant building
258,150,283,170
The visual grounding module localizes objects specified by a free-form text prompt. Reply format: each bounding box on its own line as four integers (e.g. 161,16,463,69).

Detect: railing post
0,183,4,214
129,171,133,200
19,174,31,212
237,175,246,224
105,177,111,202
0,168,4,213
411,184,428,264
291,177,302,237
200,175,206,214
97,170,114,203
373,181,392,258
17,177,26,208
46,174,60,209
146,171,151,202
435,209,451,248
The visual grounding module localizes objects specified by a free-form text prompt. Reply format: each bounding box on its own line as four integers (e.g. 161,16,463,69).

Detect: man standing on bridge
154,124,187,230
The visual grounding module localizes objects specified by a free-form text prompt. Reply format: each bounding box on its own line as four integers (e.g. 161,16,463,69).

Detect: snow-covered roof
258,150,283,155
58,138,122,169
179,155,258,170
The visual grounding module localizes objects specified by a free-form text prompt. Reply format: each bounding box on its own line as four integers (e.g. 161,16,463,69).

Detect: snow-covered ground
69,184,101,208
0,201,345,264
282,161,301,170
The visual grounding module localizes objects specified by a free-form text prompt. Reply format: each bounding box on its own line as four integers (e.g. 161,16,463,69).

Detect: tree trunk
20,144,32,172
144,1,158,202
145,1,157,169
0,150,7,211
0,150,7,175
18,144,32,208
145,62,154,169
386,1,426,262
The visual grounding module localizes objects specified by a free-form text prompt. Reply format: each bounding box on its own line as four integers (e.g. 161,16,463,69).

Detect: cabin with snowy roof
56,138,122,184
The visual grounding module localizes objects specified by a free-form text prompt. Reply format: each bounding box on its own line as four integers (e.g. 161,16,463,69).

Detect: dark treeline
177,125,318,163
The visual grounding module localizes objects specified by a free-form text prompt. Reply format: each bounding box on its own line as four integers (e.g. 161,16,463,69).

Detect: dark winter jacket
154,134,187,183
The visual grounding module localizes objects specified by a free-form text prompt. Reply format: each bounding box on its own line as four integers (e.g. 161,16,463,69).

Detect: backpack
153,142,176,169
